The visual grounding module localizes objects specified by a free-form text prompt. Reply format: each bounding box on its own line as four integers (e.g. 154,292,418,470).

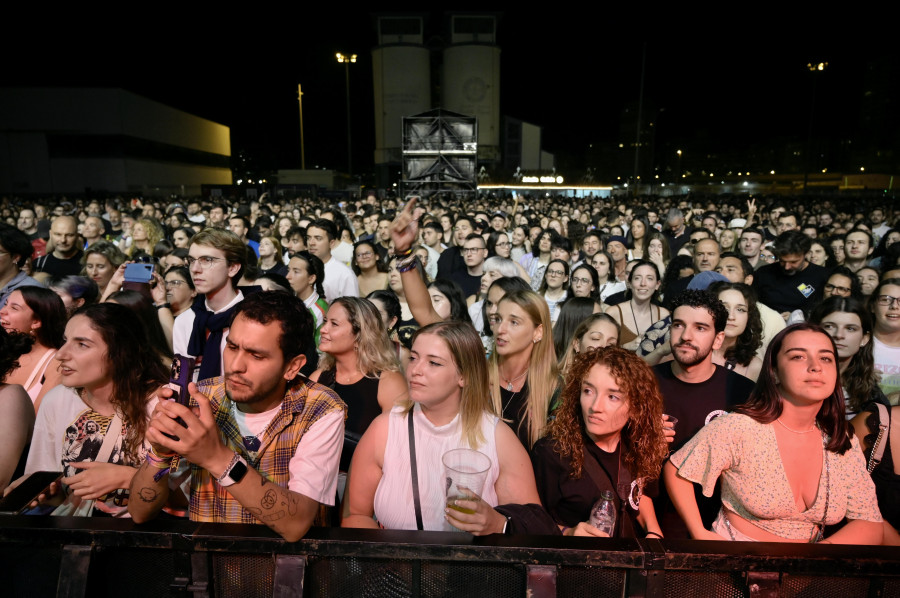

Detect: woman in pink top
664,323,882,544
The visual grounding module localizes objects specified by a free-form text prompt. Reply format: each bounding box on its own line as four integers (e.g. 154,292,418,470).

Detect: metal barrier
2,515,899,598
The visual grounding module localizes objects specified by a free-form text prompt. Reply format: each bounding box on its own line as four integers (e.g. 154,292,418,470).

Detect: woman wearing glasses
871,278,900,399
538,259,570,325
352,240,389,297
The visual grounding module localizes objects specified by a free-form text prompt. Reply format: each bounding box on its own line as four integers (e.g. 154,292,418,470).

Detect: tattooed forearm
137,487,160,503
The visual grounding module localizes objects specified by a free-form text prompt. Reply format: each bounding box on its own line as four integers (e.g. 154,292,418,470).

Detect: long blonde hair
402,321,495,449
318,297,401,377
489,289,561,447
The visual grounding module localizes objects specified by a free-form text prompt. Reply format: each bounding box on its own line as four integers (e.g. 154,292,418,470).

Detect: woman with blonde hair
532,346,668,537
490,289,562,448
129,218,164,257
343,321,540,533
310,297,408,470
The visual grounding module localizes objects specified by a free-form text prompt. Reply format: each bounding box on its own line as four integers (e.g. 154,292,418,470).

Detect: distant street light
336,52,357,176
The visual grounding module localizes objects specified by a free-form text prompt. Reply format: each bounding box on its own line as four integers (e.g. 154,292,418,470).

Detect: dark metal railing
2,515,899,598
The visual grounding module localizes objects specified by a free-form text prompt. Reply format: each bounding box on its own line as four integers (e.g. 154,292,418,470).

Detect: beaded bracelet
395,254,420,273
390,246,414,261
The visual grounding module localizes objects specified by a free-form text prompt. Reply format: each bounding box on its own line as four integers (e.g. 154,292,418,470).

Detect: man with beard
130,291,346,541
752,230,828,319
653,290,755,538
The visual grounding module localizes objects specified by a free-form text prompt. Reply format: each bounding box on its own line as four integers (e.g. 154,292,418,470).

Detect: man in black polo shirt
653,290,756,538
33,216,83,283
752,230,828,320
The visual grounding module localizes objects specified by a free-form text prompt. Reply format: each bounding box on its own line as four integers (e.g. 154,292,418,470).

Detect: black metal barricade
1,515,899,598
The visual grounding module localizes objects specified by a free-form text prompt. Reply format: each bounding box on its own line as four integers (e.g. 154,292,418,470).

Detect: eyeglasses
571,276,591,286
824,283,851,295
876,295,900,308
462,247,485,254
546,269,566,277
495,241,511,248
186,256,227,269
355,251,374,260
165,280,188,289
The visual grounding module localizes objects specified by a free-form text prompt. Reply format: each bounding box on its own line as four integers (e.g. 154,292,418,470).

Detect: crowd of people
0,191,897,547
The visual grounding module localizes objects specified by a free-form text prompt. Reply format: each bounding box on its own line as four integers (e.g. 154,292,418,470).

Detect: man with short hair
229,215,260,258
870,207,891,240
652,290,756,537
173,229,248,380
208,205,228,229
580,230,603,263
692,238,720,273
451,234,488,297
606,236,629,281
17,209,39,240
33,216,83,282
436,216,475,280
765,203,786,240
130,291,346,542
843,229,874,273
0,225,41,309
663,208,693,255
82,216,105,248
752,231,828,318
738,227,765,270
776,212,800,235
306,219,359,301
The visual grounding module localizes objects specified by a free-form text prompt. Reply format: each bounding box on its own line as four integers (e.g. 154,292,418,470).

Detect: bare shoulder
309,369,323,383
377,371,409,411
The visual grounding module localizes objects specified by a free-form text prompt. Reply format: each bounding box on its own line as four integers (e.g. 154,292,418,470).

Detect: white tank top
374,404,500,531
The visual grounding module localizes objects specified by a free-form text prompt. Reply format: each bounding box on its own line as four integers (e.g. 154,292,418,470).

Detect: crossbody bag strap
868,403,890,473
407,410,424,530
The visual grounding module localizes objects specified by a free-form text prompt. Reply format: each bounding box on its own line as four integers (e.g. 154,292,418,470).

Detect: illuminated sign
521,176,564,184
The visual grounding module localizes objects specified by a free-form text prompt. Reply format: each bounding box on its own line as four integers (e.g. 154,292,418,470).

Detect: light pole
297,84,306,170
336,52,357,176
803,61,828,193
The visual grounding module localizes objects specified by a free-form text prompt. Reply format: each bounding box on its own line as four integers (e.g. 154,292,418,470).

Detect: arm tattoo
137,487,159,503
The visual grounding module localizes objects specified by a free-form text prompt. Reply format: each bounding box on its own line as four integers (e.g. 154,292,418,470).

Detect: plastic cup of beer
442,448,491,515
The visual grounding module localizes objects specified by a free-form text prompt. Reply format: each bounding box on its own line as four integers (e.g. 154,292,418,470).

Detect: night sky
6,11,897,179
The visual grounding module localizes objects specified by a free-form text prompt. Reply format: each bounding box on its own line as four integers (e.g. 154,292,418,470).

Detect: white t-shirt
231,402,344,505
172,291,244,379
322,257,359,302
873,336,900,399
24,386,165,516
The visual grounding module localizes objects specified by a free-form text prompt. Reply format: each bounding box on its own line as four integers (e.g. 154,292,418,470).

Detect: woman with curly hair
709,282,764,381
0,327,36,493
532,346,668,537
22,303,171,516
129,218,164,257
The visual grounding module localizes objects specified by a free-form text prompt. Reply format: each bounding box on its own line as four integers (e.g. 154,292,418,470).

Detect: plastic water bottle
589,491,616,536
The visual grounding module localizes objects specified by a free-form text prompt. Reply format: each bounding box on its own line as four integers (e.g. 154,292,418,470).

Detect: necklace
775,418,818,434
500,368,528,391
630,300,651,336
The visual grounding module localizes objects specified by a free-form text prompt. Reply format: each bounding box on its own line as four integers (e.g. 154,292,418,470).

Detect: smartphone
163,355,195,440
0,471,63,514
124,262,154,283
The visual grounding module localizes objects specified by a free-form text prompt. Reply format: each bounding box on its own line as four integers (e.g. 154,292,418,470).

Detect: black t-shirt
532,435,658,536
653,363,756,537
653,364,756,452
34,251,84,277
448,269,482,298
751,262,828,314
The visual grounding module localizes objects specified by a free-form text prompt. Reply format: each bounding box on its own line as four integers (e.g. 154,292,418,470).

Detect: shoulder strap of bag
407,410,424,530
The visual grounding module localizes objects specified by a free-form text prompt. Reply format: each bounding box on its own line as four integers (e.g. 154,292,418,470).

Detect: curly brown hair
546,346,667,483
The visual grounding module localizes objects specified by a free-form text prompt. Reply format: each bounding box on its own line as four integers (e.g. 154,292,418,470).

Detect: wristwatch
216,452,249,487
